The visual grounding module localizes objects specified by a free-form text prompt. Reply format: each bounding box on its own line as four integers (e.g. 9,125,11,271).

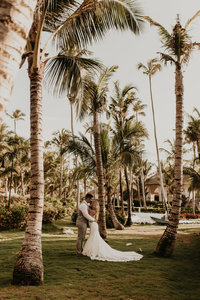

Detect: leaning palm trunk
155,62,183,257
13,59,44,285
93,111,107,238
141,169,147,209
106,180,124,230
70,101,80,208
149,75,168,213
137,178,142,207
21,171,25,196
124,167,132,226
8,157,14,209
119,169,125,215
59,156,63,198
0,0,37,125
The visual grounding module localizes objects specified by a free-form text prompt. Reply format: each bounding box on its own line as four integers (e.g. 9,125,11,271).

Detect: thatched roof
146,174,160,186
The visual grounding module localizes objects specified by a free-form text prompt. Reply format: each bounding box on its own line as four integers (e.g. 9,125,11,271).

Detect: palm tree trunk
8,157,14,209
4,177,8,200
124,166,132,226
21,171,25,196
130,168,134,211
0,0,37,125
149,75,168,213
155,62,184,257
93,111,107,239
83,178,87,195
70,101,80,208
137,177,142,207
141,168,147,209
59,155,63,198
13,59,44,285
119,169,125,215
106,178,124,230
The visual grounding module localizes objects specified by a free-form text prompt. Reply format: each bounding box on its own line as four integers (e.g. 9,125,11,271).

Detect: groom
76,193,95,256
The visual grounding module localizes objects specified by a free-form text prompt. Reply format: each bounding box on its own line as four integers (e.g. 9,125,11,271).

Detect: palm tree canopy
44,47,102,98
137,58,162,76
7,109,26,121
77,65,118,119
43,0,144,50
144,13,200,64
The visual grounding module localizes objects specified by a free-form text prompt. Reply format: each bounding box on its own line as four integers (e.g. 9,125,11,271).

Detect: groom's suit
76,200,95,255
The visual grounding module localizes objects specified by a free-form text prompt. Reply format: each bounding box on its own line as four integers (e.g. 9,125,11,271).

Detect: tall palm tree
13,0,144,285
112,118,148,225
45,47,102,207
7,109,26,135
100,125,125,230
0,0,37,126
109,81,138,215
66,126,125,230
145,12,200,257
137,58,168,213
80,66,118,238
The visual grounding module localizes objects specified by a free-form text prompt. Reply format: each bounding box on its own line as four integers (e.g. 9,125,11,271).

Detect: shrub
180,213,200,219
43,208,57,224
0,206,28,231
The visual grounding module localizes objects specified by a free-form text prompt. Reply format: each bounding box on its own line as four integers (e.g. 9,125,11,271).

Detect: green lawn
0,221,200,300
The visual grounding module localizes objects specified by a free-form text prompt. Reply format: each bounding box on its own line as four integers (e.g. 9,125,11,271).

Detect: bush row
0,197,75,231
180,213,200,219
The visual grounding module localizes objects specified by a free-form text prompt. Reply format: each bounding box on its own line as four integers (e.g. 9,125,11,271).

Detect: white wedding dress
82,222,143,262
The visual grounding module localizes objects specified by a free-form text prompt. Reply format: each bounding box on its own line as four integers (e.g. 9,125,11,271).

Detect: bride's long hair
91,200,100,221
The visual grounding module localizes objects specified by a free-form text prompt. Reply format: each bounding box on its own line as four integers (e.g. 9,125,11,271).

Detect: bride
82,200,143,262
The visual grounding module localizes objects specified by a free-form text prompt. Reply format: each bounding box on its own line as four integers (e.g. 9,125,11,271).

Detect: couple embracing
76,193,143,262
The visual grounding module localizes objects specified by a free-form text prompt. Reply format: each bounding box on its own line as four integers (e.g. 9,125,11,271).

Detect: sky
4,0,200,163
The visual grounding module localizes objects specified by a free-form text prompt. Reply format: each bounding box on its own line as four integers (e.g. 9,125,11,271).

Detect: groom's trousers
76,219,87,255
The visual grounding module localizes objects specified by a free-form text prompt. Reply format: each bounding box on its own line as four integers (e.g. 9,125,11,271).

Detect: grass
0,220,200,300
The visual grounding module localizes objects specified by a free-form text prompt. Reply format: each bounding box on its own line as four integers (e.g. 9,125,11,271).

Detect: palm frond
44,49,102,98
54,0,144,49
144,16,172,47
157,52,175,65
185,10,200,29
43,0,78,32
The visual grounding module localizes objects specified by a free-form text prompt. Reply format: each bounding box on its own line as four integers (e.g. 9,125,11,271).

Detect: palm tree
66,126,125,230
133,98,146,122
184,107,200,162
48,129,70,198
100,125,125,230
45,47,102,207
184,166,200,212
0,0,37,125
0,135,28,208
81,66,118,238
7,109,26,135
137,58,168,213
109,81,138,215
13,0,144,285
113,118,148,225
145,12,200,256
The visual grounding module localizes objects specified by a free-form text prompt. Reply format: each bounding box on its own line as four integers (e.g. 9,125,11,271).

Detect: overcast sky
4,0,200,163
